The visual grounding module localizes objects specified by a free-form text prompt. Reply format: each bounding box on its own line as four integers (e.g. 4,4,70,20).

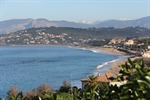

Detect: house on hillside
124,39,134,46
108,39,117,44
81,73,114,89
81,73,127,89
108,38,125,45
142,51,150,58
148,46,150,50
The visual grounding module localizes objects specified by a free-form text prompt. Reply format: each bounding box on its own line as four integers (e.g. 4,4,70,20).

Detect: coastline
76,46,133,75
106,59,128,75
75,46,129,55
2,45,134,75
20,45,133,75
92,47,139,75
89,47,128,55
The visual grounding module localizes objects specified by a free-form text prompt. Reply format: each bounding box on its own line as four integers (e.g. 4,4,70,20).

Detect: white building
143,51,150,58
124,39,134,45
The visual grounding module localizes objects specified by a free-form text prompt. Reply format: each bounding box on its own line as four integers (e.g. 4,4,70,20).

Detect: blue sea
0,46,128,98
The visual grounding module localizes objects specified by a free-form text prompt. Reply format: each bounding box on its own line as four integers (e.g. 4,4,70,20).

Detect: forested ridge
18,27,150,39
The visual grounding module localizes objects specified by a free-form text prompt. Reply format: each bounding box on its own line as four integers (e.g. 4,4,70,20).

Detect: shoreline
74,46,130,55
106,56,141,75
1,45,135,75
106,59,128,75
76,46,134,75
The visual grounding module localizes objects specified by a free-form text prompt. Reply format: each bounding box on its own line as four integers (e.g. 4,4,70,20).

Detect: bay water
0,46,127,98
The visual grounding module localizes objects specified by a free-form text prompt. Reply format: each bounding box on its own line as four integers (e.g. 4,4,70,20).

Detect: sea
0,46,128,98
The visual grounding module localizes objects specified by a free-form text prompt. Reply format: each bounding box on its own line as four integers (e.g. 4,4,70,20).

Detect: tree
58,80,71,93
102,59,150,100
32,83,53,100
85,75,98,89
83,75,100,100
24,83,53,100
7,86,27,100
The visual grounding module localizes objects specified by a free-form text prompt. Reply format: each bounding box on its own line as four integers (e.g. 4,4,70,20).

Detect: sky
0,0,150,22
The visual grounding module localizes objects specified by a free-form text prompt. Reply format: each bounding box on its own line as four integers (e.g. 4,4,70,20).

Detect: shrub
102,59,150,100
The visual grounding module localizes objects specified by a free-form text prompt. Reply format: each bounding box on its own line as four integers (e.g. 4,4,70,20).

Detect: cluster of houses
1,28,150,58
4,31,69,45
0,30,88,46
107,38,150,58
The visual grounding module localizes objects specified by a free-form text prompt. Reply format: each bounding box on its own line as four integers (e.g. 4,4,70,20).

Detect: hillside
0,27,150,46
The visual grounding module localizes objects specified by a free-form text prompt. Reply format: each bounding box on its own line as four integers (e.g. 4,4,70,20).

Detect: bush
102,59,150,100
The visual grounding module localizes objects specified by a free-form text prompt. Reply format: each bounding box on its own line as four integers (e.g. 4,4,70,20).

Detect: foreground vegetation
1,59,150,100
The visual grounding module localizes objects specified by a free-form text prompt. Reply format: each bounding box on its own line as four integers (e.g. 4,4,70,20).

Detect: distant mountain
0,16,150,34
94,16,150,28
0,18,91,34
0,18,57,34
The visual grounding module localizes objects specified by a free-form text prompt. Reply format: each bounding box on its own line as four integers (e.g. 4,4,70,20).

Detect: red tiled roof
81,73,115,83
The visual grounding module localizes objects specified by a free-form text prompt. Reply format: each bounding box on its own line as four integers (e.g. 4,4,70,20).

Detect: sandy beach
92,47,128,55
93,47,130,74
79,46,128,55
81,46,133,75
106,59,128,75
74,46,137,75
96,47,141,75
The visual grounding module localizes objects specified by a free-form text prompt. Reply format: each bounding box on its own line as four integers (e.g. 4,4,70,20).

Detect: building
108,38,125,45
108,39,117,44
81,73,128,89
148,46,150,50
81,73,114,89
124,39,134,45
143,51,150,58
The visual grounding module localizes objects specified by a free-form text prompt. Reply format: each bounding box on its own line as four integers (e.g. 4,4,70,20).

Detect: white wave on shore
97,58,121,69
91,50,100,53
80,48,104,53
80,48,86,50
97,55,130,70
77,47,129,70
70,46,130,75
94,56,130,75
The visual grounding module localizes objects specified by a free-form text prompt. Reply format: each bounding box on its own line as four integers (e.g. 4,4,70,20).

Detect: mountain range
0,16,150,34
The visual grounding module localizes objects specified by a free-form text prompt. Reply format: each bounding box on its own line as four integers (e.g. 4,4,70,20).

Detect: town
0,27,150,58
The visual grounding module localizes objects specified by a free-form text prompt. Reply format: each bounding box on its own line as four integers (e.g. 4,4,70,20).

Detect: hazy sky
0,0,150,22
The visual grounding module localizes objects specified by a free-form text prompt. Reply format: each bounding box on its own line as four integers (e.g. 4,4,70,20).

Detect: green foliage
7,83,53,100
7,91,27,100
58,80,71,93
102,59,150,100
85,75,98,89
55,93,72,100
83,75,109,100
97,82,109,95
7,86,26,100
